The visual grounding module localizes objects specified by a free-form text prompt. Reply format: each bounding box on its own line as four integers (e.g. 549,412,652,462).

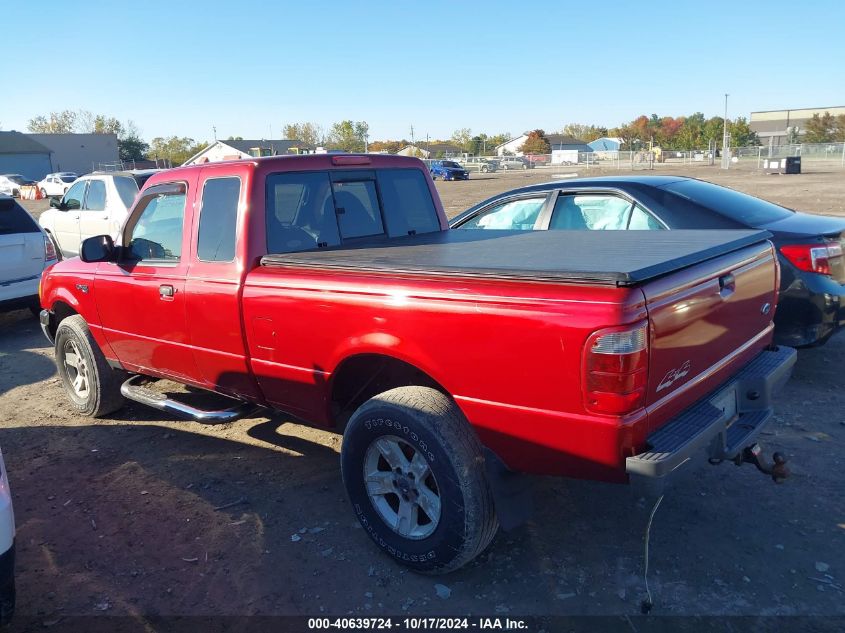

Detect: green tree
147,136,208,166
519,129,550,154
833,115,845,142
728,117,759,147
326,120,368,152
804,112,835,143
450,128,474,153
561,124,607,142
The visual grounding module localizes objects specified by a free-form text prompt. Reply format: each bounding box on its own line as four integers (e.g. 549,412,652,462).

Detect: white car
0,194,58,315
37,172,78,198
0,445,14,625
0,175,33,198
38,170,159,257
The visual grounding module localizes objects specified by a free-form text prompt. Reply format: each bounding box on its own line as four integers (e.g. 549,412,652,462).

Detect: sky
4,0,844,144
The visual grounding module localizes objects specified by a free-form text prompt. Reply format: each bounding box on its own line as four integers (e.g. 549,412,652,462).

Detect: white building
183,138,311,165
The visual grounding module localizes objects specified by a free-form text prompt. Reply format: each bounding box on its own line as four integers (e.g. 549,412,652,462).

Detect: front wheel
341,386,498,574
54,315,126,417
39,188,47,198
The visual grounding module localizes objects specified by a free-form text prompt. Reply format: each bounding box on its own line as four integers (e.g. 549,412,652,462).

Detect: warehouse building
750,106,845,146
0,132,53,180
28,133,119,175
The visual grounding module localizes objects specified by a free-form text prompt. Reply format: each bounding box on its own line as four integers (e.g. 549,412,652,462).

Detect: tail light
583,322,648,415
779,241,843,275
44,234,57,261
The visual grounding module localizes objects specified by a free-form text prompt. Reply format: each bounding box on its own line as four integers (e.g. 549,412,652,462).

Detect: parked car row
0,175,35,198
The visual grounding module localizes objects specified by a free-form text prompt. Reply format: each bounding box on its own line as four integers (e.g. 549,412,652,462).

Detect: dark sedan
450,175,845,347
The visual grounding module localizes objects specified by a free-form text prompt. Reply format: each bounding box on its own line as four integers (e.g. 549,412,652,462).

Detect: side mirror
65,199,80,211
80,235,115,263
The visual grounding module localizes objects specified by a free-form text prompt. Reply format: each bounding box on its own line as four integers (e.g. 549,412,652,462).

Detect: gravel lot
1,166,844,625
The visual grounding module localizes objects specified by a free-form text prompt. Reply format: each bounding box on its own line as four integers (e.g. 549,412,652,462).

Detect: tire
481,165,488,173
54,314,126,417
39,188,47,198
341,386,498,574
502,165,509,171
522,164,528,170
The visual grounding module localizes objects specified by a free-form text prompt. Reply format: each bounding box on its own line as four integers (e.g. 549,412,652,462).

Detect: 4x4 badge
657,360,691,392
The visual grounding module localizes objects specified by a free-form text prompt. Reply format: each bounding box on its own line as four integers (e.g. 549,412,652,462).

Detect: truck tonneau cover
260,229,772,286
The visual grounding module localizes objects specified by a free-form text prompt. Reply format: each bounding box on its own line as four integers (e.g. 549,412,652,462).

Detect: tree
728,117,759,147
147,136,208,166
27,110,78,133
834,115,845,142
326,120,368,152
282,122,324,147
561,123,607,143
519,129,550,154
450,128,474,153
804,112,835,143
119,132,148,161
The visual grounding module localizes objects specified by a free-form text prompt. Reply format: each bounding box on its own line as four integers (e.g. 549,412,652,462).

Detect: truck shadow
0,309,56,396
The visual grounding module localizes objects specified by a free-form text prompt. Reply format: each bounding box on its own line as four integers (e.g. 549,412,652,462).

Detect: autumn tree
834,115,845,142
561,124,607,142
27,110,78,133
519,129,550,154
728,117,759,147
450,128,474,153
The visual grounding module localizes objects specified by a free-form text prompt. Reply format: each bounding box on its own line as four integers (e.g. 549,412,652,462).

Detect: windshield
60,175,77,183
442,161,460,168
662,179,794,225
7,176,26,185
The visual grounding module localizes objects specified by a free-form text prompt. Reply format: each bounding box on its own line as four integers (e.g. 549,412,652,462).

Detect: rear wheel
341,386,498,574
54,315,126,417
39,188,47,198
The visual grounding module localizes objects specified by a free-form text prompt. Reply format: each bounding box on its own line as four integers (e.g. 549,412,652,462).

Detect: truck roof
261,228,772,287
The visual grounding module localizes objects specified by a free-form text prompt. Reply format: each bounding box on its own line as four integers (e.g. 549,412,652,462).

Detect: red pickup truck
38,154,795,573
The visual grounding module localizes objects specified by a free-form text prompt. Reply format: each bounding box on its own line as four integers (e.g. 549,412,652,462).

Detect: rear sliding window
661,180,793,225
265,168,439,254
0,197,39,234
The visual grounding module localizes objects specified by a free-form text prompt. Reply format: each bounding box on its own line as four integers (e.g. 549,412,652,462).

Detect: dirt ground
1,166,844,627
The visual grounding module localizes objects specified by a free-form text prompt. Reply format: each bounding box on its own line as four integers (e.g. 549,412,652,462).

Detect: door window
198,177,240,262
84,180,107,211
549,194,633,230
458,197,546,230
124,183,186,262
63,181,87,210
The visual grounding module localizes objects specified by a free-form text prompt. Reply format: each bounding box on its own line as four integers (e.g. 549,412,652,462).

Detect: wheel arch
329,352,451,431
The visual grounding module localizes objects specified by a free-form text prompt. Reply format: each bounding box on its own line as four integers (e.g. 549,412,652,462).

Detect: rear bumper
774,266,845,347
626,346,796,479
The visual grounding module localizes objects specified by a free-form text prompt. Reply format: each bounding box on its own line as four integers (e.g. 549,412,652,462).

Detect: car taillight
44,234,57,261
583,322,648,415
780,241,843,275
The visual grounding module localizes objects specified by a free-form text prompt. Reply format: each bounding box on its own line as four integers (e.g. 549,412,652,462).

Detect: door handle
718,273,736,297
159,284,175,299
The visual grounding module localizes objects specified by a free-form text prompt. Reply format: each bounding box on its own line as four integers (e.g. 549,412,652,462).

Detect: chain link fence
460,143,845,173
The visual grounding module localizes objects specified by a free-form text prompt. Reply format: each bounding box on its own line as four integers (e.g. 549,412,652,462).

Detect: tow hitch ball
734,443,789,483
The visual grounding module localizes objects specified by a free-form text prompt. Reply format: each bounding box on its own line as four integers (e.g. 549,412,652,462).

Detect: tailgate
0,233,43,283
641,241,777,434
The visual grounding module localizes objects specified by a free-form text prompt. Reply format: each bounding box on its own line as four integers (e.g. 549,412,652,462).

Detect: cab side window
198,177,240,262
628,203,664,230
63,181,87,210
123,183,187,262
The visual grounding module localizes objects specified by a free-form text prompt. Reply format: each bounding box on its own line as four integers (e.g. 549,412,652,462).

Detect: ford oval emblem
761,302,771,315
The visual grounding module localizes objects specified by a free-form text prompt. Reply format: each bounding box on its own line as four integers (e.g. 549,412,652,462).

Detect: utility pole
721,93,730,169
212,125,217,141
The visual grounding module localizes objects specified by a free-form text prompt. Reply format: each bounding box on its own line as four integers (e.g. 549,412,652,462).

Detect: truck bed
260,229,772,287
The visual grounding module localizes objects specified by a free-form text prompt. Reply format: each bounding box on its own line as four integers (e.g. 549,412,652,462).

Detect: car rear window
265,168,440,254
661,179,793,225
0,197,39,234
